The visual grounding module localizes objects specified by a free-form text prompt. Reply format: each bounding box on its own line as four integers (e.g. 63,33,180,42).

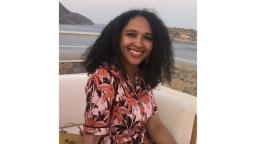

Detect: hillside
168,27,197,42
59,3,196,42
59,3,93,25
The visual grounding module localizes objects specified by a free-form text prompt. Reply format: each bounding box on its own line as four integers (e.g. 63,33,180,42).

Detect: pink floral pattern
84,65,158,144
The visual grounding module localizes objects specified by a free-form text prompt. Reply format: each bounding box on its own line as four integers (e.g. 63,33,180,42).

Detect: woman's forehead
123,16,152,33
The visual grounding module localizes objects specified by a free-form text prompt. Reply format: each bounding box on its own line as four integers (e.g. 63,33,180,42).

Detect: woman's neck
126,66,136,80
126,68,137,88
121,61,137,85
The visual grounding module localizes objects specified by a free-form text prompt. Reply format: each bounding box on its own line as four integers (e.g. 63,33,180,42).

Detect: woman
82,9,177,144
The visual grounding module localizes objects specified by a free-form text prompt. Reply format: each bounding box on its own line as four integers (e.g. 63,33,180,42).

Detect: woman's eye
144,36,152,41
126,33,136,37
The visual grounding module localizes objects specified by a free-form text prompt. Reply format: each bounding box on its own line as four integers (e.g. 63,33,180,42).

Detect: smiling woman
82,9,176,144
120,16,153,84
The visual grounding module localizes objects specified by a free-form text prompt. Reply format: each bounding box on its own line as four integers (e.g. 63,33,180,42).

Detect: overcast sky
60,0,197,29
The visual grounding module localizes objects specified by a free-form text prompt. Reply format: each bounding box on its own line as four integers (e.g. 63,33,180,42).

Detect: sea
59,24,197,67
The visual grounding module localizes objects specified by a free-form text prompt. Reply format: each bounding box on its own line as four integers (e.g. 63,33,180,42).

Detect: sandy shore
163,63,197,96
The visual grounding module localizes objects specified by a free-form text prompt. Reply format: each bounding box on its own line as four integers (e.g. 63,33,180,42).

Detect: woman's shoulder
88,65,120,83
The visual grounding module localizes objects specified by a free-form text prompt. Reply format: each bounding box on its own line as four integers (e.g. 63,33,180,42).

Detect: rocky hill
168,27,197,42
59,2,93,25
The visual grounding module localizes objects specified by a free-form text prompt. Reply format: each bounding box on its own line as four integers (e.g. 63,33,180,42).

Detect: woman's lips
127,48,143,58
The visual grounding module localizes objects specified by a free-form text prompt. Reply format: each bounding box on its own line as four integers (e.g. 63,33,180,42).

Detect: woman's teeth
129,49,142,55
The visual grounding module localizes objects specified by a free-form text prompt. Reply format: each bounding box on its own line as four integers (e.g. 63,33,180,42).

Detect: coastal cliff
168,27,197,42
59,3,196,42
59,2,94,25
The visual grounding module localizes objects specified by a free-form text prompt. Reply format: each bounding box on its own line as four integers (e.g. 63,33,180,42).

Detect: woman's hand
80,134,101,144
146,113,177,144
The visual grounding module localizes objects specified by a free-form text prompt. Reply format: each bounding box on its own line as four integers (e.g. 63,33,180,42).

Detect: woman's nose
133,36,143,48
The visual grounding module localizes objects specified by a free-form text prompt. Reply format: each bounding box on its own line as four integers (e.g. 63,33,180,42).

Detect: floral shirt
84,65,158,144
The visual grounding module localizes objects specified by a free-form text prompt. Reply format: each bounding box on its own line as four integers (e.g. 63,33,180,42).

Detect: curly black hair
84,9,174,89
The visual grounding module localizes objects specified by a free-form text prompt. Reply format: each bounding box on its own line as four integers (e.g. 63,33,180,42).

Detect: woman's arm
80,134,101,144
146,113,177,144
82,69,116,144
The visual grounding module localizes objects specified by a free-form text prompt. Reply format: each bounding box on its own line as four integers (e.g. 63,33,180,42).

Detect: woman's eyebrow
125,29,137,33
125,29,152,35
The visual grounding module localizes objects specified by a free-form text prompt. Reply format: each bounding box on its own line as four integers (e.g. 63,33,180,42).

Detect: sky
60,0,197,29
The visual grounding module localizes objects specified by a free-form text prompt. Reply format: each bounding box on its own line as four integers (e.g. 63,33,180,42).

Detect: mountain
59,3,94,25
168,27,197,42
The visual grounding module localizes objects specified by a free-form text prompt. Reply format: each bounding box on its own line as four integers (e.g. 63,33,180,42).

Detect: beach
169,63,197,96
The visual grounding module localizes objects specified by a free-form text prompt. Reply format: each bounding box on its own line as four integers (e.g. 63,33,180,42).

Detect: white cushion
153,86,196,144
59,73,88,127
59,73,196,144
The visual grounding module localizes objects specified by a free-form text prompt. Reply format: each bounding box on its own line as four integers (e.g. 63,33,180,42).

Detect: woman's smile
120,16,153,67
127,47,144,58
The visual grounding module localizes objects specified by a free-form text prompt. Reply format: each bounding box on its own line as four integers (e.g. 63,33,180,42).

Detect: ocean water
59,24,197,65
59,24,106,33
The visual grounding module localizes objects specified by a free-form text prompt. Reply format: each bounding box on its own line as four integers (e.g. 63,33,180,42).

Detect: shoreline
173,39,197,44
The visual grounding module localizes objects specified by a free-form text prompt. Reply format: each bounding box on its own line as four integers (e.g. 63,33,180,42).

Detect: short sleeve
149,90,158,114
83,68,116,135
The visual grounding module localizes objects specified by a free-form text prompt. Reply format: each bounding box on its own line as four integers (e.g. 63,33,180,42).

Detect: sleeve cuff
84,127,109,135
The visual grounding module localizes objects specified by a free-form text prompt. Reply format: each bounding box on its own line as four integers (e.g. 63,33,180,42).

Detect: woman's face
120,16,153,69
